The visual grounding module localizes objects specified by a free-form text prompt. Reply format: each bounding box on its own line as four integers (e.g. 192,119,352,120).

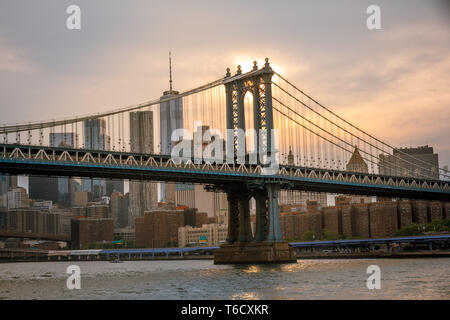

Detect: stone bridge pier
213,182,296,264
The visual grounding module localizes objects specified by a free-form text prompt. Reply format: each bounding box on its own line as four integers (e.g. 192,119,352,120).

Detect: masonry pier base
214,241,296,264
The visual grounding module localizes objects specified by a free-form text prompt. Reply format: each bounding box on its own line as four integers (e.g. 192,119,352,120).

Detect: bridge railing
1,144,449,196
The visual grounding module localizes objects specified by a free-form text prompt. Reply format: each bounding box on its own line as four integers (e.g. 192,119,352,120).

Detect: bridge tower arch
224,58,275,161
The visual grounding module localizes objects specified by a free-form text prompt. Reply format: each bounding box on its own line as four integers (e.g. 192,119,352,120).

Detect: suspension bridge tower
214,58,296,264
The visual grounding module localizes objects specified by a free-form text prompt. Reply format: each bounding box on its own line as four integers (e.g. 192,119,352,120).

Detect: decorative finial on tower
264,57,270,69
169,51,173,93
236,65,242,75
253,61,258,70
226,67,231,77
288,146,294,165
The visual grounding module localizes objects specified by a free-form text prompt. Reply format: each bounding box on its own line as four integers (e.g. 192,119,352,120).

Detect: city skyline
0,1,449,169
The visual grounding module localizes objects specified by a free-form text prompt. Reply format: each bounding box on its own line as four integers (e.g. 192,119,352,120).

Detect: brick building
443,202,450,219
195,211,208,227
369,202,398,238
87,204,110,219
70,218,114,249
397,200,413,229
340,205,352,236
322,206,341,235
351,203,371,238
279,212,301,240
411,200,428,224
0,209,69,236
298,211,322,240
135,209,185,248
428,201,443,221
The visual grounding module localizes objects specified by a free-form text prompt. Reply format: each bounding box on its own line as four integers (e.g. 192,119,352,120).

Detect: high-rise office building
175,185,228,218
50,132,77,148
7,187,31,210
82,119,109,199
110,191,128,228
159,54,183,202
0,175,17,209
106,180,124,197
52,132,78,206
84,119,108,150
28,176,59,204
29,132,79,207
379,145,439,179
128,111,158,226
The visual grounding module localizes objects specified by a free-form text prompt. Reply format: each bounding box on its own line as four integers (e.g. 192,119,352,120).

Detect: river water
0,258,448,299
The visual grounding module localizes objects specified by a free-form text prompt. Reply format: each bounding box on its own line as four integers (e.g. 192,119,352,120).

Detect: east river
0,258,448,299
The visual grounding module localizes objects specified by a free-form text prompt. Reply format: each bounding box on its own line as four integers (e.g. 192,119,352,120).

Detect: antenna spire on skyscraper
169,51,173,93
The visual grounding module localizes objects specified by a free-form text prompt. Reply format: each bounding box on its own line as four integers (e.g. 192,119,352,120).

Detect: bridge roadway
1,143,449,200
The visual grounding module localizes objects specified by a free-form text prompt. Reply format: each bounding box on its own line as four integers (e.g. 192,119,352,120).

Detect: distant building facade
7,187,31,210
71,218,114,249
82,119,109,199
128,111,158,226
135,208,184,248
160,89,183,202
379,145,439,179
178,223,227,247
110,191,129,228
0,175,17,209
279,198,448,241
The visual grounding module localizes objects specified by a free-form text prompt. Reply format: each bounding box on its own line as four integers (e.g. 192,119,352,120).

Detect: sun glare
232,56,286,76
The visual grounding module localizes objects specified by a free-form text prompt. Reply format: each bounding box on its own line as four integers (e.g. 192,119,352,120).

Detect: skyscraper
82,119,109,198
29,132,79,207
84,119,108,150
128,111,158,226
110,191,129,228
0,175,18,209
159,52,183,203
50,132,76,148
52,132,78,206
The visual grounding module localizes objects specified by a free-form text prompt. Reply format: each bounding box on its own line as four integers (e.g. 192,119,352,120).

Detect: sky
1,0,449,173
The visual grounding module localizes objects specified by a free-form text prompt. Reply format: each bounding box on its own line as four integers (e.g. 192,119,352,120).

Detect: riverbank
297,251,450,259
2,250,450,263
0,255,213,263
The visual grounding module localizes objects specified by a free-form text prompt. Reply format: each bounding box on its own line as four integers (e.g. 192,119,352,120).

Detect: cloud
0,38,37,73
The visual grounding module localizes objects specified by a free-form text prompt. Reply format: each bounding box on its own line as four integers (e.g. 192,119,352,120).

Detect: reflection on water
0,258,448,300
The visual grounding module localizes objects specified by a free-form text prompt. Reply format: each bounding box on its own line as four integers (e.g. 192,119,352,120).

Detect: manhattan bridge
1,58,449,263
